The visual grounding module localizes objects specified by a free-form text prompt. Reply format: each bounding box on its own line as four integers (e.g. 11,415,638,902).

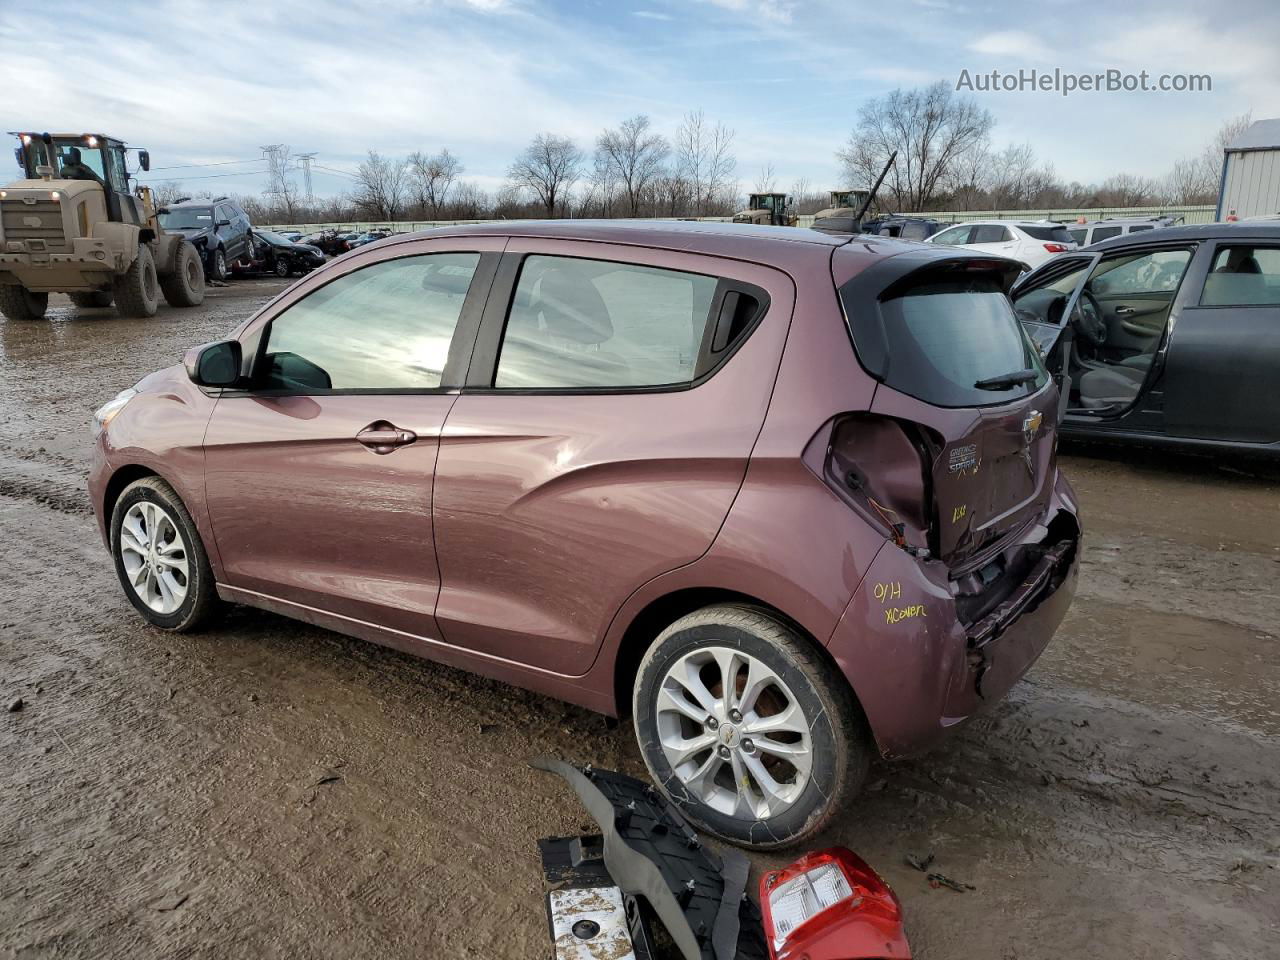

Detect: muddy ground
1,280,1277,959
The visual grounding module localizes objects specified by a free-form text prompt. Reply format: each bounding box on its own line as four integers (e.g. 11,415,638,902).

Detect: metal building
1216,118,1280,220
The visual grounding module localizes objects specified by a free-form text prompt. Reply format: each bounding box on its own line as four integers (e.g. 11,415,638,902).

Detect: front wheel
208,247,228,282
160,241,205,307
111,476,221,631
273,257,291,278
633,604,869,849
0,286,49,321
112,244,159,318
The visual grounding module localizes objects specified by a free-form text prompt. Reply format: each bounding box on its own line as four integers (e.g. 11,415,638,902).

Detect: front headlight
93,387,137,434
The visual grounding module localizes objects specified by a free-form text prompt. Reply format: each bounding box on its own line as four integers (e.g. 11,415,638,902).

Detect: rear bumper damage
828,468,1081,759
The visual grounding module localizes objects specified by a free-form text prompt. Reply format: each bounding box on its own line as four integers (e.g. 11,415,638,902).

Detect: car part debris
548,884,639,960
926,872,975,893
534,758,766,960
760,847,911,960
904,853,934,873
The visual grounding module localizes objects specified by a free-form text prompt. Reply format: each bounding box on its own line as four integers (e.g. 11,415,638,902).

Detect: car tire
111,476,221,632
0,286,50,320
112,244,160,318
159,241,206,307
633,604,870,850
273,257,291,278
208,247,228,282
69,291,114,309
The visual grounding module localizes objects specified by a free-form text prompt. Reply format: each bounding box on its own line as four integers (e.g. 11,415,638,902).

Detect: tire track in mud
0,445,90,515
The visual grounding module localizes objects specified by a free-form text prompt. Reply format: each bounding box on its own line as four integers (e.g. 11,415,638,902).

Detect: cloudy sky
3,0,1277,201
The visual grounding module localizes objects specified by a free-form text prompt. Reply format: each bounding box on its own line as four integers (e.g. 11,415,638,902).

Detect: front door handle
1114,306,1136,315
356,422,417,455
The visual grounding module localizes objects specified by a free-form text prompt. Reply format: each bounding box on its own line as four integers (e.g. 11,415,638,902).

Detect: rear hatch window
1019,224,1073,243
846,274,1048,408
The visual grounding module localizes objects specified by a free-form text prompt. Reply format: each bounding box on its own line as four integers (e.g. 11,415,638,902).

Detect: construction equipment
732,193,797,227
812,188,872,220
1,132,205,321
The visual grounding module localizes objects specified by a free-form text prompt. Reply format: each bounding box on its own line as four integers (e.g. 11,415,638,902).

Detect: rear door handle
356,422,417,455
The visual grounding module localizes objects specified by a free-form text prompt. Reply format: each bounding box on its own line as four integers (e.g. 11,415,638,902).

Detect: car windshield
159,207,213,229
1020,224,1073,243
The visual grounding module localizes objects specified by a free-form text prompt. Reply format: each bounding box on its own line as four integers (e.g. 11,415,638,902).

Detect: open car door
1010,253,1100,420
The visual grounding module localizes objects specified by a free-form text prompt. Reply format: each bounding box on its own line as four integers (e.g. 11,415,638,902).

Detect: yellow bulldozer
731,192,797,227
0,131,205,321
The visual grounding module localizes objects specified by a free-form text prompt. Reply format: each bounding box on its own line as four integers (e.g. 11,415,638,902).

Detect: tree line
155,88,1248,225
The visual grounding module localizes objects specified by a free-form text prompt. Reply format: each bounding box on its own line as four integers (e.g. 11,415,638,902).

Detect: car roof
1075,217,1173,227
954,219,1061,227
368,218,980,275
1087,221,1280,251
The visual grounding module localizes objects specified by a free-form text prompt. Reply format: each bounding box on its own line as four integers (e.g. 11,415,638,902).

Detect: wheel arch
610,587,866,729
102,463,162,529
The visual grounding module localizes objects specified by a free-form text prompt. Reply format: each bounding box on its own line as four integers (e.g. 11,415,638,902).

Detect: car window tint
1091,226,1123,242
900,221,932,241
1068,229,1087,245
494,255,719,389
260,253,480,391
1090,250,1191,296
1201,246,1280,306
1128,224,1154,233
1020,224,1073,243
971,224,1009,244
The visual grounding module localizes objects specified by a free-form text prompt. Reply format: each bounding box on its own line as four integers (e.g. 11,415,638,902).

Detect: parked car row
156,198,331,282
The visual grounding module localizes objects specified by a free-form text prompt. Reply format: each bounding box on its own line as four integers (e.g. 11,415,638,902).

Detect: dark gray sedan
1010,223,1280,459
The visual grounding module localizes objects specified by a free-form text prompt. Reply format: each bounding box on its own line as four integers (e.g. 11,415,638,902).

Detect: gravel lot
2,280,1278,959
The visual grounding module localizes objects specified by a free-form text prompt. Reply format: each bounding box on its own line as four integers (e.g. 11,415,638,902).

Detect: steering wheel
1073,288,1107,346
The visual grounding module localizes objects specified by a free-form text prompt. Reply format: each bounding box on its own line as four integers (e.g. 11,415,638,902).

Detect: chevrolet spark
90,221,1081,848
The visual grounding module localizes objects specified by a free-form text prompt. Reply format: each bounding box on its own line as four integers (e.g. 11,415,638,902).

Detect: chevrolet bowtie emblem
1023,410,1043,446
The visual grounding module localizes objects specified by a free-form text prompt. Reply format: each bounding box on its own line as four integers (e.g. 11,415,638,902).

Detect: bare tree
508,134,584,218
1164,112,1252,204
153,181,186,206
408,148,463,219
595,115,669,217
754,163,777,193
675,110,737,216
838,81,994,211
354,151,407,219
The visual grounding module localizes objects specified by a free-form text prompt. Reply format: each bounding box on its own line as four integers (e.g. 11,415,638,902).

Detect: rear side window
931,225,972,245
843,274,1048,408
1091,226,1123,242
494,255,722,389
1201,246,1280,306
1128,224,1154,233
900,221,933,241
1020,224,1073,243
1068,228,1087,245
259,253,479,391
971,225,1011,244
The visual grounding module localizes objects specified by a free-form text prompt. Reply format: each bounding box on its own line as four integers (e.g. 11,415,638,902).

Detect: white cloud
632,9,674,20
968,30,1054,62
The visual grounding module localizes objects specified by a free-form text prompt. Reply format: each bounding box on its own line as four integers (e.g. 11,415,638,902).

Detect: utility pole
259,144,289,199
296,152,317,202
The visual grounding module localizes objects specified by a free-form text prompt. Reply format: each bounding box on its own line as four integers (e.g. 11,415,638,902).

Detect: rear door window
930,225,973,246
970,225,1011,244
493,255,722,389
843,273,1048,407
1201,246,1280,306
1091,226,1123,242
258,253,480,392
1069,228,1088,245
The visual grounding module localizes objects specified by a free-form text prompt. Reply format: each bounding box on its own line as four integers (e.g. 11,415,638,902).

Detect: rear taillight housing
760,847,911,959
1043,242,1068,253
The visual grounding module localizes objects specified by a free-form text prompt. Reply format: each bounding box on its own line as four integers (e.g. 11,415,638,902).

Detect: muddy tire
208,247,228,282
69,291,114,309
0,286,49,321
273,257,292,278
633,604,870,850
160,241,205,307
111,476,221,632
112,245,160,318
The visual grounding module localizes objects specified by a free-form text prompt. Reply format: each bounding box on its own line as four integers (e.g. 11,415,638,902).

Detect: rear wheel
633,604,869,849
111,477,220,631
0,286,49,321
208,247,228,282
69,291,114,309
112,245,159,318
160,241,205,307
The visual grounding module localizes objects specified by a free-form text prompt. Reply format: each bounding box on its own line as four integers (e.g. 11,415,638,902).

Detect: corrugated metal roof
1227,118,1280,151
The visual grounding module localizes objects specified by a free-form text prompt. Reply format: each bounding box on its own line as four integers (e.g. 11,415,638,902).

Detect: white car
926,219,1077,270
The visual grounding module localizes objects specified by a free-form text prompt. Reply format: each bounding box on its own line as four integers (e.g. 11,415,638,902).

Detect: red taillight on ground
1043,243,1068,253
760,847,911,960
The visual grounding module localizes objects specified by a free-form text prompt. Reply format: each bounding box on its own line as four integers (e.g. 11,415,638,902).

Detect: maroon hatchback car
90,221,1080,848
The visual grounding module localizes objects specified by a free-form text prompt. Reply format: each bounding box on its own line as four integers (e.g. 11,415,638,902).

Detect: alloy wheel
118,500,190,615
655,645,812,819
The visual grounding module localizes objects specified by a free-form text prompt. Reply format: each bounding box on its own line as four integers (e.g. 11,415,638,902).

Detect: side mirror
216,219,232,227
184,340,243,387
138,150,150,172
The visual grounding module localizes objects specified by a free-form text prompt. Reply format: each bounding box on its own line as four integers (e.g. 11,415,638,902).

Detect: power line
148,158,265,172
311,163,360,181
138,168,268,182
